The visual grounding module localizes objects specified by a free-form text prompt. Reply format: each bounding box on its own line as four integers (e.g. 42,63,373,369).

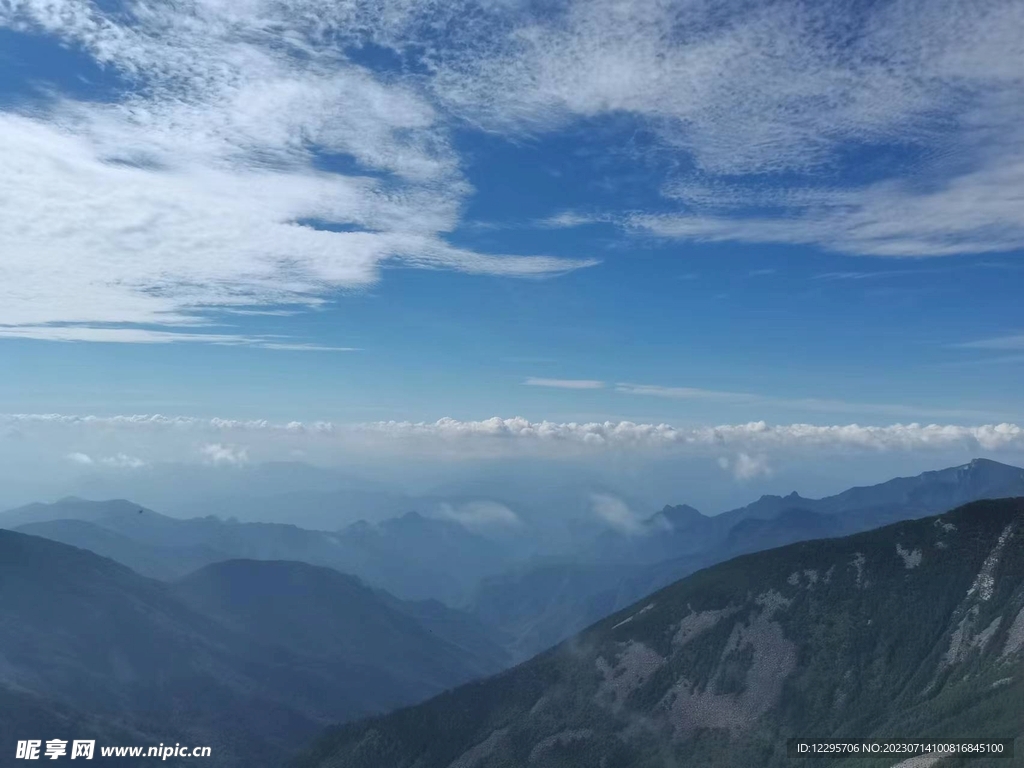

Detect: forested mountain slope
298,497,1024,768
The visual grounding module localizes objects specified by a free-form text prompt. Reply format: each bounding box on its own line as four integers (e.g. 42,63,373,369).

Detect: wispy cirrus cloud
0,0,594,344
4,0,1021,354
956,334,1024,351
615,383,758,404
812,270,920,281
524,377,606,390
615,382,1009,422
2,0,1022,357
459,0,1024,257
0,324,360,349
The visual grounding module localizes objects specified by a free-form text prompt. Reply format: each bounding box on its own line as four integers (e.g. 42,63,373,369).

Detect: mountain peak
940,457,1024,488
651,504,704,528
962,457,1018,473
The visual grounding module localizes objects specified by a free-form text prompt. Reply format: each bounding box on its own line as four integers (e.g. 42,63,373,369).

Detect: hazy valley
3,460,1024,765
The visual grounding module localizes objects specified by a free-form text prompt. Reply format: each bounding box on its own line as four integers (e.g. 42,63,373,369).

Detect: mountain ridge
473,458,1024,659
0,529,507,767
296,497,1024,768
1,499,517,604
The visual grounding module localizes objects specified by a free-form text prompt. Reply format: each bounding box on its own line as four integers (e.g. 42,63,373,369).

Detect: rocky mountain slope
298,497,1024,768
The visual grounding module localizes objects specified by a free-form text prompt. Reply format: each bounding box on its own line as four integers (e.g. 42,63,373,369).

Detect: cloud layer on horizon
5,414,1023,468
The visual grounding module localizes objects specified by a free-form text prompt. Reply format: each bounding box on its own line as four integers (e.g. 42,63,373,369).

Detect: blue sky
1,0,1023,497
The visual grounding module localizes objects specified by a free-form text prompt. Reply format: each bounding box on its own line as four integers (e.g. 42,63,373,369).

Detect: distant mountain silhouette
8,459,1024,665
14,517,225,580
0,530,506,767
1,500,518,604
473,459,1024,659
0,497,152,528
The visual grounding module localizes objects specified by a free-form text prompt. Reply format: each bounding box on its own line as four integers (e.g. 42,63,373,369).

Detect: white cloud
813,271,918,281
436,500,521,530
719,453,774,481
9,412,1024,447
956,334,1024,351
255,342,361,352
101,453,148,469
9,415,1024,456
616,383,758,403
8,414,1024,464
3,0,1021,351
0,0,594,343
0,325,361,348
626,161,1024,256
535,212,613,229
66,451,146,468
426,0,1024,257
199,443,250,466
432,0,963,172
589,493,646,535
3,0,1021,352
345,418,1024,455
524,378,605,390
